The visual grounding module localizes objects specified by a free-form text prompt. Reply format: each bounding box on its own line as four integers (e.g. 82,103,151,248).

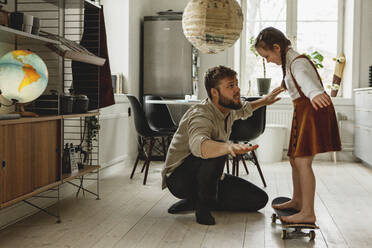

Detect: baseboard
101,154,128,168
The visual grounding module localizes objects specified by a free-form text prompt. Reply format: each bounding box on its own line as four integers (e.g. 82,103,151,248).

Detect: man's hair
204,65,237,99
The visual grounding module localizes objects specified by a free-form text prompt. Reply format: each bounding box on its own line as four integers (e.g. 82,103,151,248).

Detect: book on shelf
118,73,123,93
111,73,125,94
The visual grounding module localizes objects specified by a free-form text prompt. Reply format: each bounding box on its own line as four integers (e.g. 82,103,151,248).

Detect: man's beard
217,90,242,110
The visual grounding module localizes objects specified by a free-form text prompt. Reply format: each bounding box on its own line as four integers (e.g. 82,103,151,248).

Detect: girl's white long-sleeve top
284,49,325,101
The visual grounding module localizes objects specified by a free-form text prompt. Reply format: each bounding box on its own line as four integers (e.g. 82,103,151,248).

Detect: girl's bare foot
281,212,316,224
272,199,301,211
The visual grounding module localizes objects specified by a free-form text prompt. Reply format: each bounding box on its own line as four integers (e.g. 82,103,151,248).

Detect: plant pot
257,78,271,96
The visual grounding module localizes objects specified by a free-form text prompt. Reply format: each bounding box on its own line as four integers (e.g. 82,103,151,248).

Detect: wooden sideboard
0,113,100,218
0,116,61,207
354,88,372,166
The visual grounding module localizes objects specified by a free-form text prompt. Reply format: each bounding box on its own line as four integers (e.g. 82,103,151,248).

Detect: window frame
239,0,346,97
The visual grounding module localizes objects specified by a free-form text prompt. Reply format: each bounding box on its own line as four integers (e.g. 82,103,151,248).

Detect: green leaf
304,51,324,69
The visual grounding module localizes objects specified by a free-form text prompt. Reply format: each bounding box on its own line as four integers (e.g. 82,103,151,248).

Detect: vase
257,78,271,96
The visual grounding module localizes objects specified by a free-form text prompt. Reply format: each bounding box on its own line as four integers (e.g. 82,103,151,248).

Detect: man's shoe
168,199,195,214
195,209,215,225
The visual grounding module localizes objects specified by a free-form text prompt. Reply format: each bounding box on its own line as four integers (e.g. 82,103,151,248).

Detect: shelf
0,25,61,45
0,115,62,125
0,113,100,125
46,42,106,66
0,181,62,209
62,111,100,119
62,165,100,182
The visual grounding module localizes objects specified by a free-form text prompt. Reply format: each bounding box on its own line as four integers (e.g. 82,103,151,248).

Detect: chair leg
241,154,249,175
130,153,141,179
141,162,146,173
143,138,155,185
232,156,235,176
235,155,240,177
332,151,337,163
140,138,148,173
162,137,166,161
225,156,230,174
130,137,146,179
232,156,239,176
251,150,267,187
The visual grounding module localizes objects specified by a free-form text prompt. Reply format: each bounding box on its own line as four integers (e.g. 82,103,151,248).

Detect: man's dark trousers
166,154,268,212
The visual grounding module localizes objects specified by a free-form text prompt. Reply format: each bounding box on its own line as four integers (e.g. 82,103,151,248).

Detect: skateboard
271,197,319,240
330,53,346,97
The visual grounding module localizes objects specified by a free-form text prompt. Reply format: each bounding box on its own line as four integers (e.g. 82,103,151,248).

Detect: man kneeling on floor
161,65,284,225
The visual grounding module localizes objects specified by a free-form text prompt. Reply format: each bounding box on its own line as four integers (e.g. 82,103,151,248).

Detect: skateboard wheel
281,230,287,240
309,230,315,240
271,213,277,223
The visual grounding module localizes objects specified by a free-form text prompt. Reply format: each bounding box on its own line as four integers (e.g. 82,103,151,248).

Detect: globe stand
14,103,38,117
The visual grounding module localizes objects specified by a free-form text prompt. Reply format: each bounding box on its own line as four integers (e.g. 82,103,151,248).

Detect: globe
0,50,48,104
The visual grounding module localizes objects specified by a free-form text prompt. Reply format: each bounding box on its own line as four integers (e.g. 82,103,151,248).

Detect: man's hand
264,86,285,105
228,144,259,157
250,86,285,111
311,92,331,111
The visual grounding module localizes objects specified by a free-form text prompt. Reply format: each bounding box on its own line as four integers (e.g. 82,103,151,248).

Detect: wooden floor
0,159,371,248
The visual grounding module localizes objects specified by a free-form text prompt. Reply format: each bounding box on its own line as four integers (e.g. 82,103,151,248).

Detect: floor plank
0,160,371,248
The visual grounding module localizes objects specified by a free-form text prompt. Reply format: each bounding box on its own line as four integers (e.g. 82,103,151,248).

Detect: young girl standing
254,27,341,224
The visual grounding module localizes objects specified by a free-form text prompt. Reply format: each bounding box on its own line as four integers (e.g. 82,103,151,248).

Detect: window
240,0,342,96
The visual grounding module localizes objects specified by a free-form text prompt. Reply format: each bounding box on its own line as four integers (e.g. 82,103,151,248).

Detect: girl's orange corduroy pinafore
287,55,341,158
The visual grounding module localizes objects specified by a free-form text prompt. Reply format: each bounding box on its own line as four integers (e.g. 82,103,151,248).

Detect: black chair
143,95,178,132
226,97,267,187
127,95,174,185
143,95,178,161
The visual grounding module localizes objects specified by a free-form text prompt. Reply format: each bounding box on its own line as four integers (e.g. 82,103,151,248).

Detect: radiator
265,110,293,150
265,109,354,152
266,110,293,128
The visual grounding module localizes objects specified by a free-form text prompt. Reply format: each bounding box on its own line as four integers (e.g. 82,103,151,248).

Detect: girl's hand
228,144,259,157
311,92,331,111
264,86,285,105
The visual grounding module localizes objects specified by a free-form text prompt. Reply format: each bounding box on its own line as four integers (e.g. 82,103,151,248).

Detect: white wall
341,0,372,97
104,0,364,163
101,0,137,163
102,0,129,88
359,0,372,88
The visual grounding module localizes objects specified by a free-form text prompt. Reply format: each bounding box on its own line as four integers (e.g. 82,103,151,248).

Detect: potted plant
305,51,324,69
305,51,331,90
85,116,100,165
249,37,271,96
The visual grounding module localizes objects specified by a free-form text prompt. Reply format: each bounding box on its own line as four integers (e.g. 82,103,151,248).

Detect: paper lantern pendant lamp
182,0,243,54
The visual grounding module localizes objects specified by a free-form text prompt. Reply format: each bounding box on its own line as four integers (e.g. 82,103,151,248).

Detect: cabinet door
1,123,33,203
354,125,372,165
32,120,60,189
365,90,372,109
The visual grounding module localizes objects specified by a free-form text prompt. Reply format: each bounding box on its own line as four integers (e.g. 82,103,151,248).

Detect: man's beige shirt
161,98,253,189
